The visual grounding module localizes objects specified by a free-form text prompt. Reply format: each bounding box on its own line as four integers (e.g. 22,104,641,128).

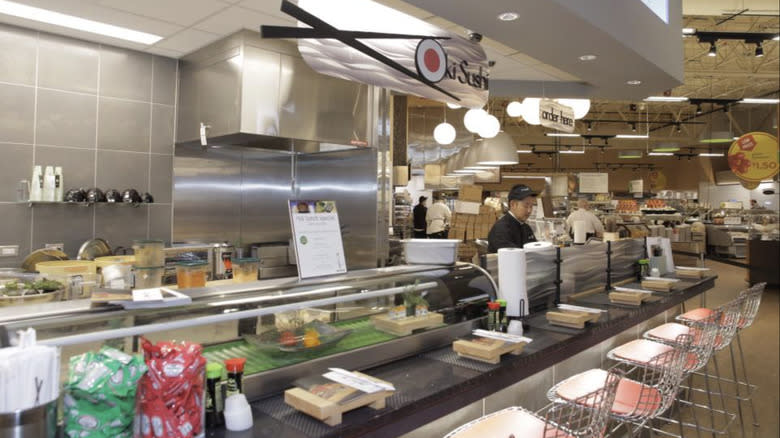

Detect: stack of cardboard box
447,185,501,261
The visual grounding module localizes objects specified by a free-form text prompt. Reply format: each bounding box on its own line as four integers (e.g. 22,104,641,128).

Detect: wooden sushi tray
546,310,601,329
284,372,393,426
371,312,443,336
674,267,712,279
453,337,526,364
641,277,679,292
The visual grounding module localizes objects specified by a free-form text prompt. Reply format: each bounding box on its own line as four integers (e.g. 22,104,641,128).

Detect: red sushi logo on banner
415,39,447,83
727,132,778,182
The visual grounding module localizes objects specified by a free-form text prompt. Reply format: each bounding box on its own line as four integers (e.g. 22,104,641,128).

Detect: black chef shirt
487,212,537,253
412,204,427,230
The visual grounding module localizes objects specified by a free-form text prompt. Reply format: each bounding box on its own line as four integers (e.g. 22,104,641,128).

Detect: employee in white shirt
566,199,604,239
426,195,452,239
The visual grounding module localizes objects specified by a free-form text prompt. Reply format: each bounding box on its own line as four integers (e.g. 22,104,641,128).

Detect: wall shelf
19,201,152,208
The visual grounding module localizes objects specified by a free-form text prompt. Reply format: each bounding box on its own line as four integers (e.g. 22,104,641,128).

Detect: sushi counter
0,241,716,438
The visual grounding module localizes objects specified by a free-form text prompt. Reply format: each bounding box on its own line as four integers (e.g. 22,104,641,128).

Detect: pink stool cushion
444,407,573,438
612,339,698,371
554,369,662,417
645,323,691,342
611,339,674,365
677,307,713,322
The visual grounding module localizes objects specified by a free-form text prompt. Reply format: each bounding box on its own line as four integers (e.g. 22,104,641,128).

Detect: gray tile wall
0,23,177,267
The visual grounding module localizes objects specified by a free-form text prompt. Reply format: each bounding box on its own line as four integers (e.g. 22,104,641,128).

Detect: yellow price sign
728,132,778,181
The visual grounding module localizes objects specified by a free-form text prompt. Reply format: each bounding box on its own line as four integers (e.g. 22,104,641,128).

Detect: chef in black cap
487,184,538,252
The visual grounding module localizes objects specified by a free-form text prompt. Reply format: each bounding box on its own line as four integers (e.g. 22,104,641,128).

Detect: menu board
289,200,347,279
578,173,609,194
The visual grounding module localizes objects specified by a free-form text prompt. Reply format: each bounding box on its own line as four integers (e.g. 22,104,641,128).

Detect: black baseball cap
419,196,428,203
508,184,537,201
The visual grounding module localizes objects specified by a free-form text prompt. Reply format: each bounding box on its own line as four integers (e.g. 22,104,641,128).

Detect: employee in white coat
426,195,452,239
566,199,604,240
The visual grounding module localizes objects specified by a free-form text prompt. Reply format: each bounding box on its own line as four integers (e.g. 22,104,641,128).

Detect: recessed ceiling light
0,0,163,45
497,12,519,21
579,54,597,61
627,80,642,85
773,35,779,41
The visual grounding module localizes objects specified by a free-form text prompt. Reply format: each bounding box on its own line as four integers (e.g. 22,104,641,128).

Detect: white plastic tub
403,239,460,265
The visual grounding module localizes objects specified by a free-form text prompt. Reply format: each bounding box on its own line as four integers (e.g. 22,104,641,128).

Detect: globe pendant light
433,122,456,145
474,132,519,165
463,108,487,133
478,114,501,138
506,101,523,117
519,98,541,125
555,98,591,119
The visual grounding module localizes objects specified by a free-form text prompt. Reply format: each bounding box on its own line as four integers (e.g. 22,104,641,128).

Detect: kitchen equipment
53,167,63,202
132,240,165,267
402,239,460,265
105,189,121,203
250,243,289,268
133,267,164,289
232,258,259,283
176,261,208,289
213,243,235,280
76,238,112,261
122,188,142,203
86,188,106,203
20,249,68,272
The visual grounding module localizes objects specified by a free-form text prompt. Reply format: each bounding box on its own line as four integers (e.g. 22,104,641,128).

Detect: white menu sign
578,173,609,193
539,99,575,133
629,179,644,194
289,200,347,279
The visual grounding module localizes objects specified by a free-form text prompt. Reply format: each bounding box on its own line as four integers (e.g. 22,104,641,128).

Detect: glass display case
0,264,495,400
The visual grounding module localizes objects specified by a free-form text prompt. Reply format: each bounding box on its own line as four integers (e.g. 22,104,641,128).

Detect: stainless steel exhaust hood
176,31,371,153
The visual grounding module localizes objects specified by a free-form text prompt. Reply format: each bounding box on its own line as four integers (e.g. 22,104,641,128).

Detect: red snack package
136,338,206,438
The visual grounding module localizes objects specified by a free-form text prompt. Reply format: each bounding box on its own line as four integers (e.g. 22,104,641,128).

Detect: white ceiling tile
194,6,293,34
425,16,459,30
0,15,148,51
96,0,229,27
510,52,544,66
481,37,517,56
373,0,435,20
153,28,222,54
7,0,184,37
237,0,293,20
145,46,185,58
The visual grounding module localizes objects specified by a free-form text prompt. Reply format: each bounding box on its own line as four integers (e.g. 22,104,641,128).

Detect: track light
587,122,592,132
755,42,764,57
707,42,717,57
676,123,682,133
631,122,637,132
695,104,703,115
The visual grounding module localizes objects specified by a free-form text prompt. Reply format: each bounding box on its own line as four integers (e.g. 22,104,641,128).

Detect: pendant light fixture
555,98,591,119
473,132,519,165
519,98,542,125
506,101,523,117
433,103,456,145
478,114,501,138
463,108,487,133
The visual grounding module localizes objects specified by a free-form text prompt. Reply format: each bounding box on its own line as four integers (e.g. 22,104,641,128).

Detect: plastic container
133,266,164,289
35,260,96,276
94,255,135,271
0,400,57,438
402,239,460,265
232,258,259,283
176,261,208,289
132,239,164,267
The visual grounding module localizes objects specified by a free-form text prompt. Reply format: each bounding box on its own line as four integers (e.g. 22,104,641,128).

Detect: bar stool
546,334,693,438
675,282,766,430
645,297,744,435
443,369,622,438
605,310,724,437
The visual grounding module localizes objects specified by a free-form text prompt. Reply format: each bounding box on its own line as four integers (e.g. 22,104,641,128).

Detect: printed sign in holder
289,200,347,280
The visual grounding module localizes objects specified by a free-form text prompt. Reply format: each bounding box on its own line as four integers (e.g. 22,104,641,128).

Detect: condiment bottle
497,299,508,332
54,166,63,201
487,301,500,331
42,165,55,201
205,362,225,428
224,358,247,398
30,166,42,201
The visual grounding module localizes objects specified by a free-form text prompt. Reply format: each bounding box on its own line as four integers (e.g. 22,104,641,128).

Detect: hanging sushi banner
261,0,490,109
727,132,778,183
